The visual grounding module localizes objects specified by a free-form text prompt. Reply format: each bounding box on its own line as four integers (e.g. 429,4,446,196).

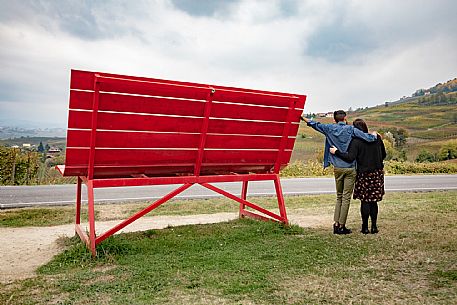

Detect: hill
292,77,457,163
0,137,66,148
412,77,457,97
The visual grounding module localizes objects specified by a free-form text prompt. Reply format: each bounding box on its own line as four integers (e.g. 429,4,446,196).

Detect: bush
438,141,457,161
280,160,457,177
416,149,437,163
281,160,332,177
0,147,40,185
384,161,457,175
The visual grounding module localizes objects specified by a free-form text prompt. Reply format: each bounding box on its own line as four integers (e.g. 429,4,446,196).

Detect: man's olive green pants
333,167,357,225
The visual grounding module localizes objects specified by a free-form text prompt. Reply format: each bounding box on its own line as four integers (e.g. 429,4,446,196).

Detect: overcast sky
1,0,456,128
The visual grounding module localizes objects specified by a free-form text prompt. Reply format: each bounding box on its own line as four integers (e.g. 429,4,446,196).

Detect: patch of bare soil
0,211,329,283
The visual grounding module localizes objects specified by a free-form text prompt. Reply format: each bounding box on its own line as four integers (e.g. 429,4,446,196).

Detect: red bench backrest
62,70,306,178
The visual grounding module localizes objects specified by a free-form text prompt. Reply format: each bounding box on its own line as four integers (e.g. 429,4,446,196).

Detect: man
301,110,377,234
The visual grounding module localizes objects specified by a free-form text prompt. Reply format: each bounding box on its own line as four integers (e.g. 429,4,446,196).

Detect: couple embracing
301,110,386,235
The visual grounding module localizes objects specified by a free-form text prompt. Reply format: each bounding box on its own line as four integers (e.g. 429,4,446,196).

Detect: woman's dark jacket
335,135,386,172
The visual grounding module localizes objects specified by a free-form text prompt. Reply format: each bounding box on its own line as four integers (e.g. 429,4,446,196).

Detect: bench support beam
75,174,288,256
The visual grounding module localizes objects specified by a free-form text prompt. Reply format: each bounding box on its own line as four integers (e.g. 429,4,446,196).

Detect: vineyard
0,147,74,185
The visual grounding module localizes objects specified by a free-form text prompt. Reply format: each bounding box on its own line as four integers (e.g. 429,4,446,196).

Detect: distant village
9,142,62,159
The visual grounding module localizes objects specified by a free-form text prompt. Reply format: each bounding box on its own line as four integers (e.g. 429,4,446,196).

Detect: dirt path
0,212,329,283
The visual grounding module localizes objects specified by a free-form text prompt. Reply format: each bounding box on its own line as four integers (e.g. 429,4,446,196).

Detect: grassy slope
1,191,456,304
293,99,457,162
353,99,457,160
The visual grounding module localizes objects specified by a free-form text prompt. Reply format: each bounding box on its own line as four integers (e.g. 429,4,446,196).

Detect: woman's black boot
361,202,370,234
370,202,379,234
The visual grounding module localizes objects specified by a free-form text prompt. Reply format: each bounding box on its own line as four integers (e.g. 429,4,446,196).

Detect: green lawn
1,191,457,304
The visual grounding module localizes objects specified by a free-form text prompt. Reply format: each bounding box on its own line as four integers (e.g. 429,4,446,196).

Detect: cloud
171,0,239,17
0,0,456,127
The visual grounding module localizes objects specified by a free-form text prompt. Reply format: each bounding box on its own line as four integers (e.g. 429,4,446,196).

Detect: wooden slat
210,102,302,122
68,110,299,137
68,111,204,133
66,130,200,148
70,90,302,123
70,90,206,117
66,148,197,166
66,130,296,150
60,164,281,178
66,148,291,165
70,70,304,109
70,70,94,90
99,78,210,101
205,134,295,150
207,119,299,137
71,69,302,100
212,90,295,108
203,150,292,164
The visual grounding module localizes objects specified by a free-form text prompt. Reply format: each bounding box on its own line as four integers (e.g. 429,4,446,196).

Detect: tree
416,150,436,163
37,141,44,153
381,128,408,147
382,139,395,161
438,142,457,161
394,128,409,147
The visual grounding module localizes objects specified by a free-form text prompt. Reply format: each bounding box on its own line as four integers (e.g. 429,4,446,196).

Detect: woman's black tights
361,201,378,231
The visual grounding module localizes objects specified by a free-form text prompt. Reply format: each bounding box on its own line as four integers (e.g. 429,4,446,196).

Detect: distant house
46,147,62,158
316,112,334,118
48,147,61,153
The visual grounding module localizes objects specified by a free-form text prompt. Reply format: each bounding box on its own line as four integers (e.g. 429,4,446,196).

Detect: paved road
1,175,457,209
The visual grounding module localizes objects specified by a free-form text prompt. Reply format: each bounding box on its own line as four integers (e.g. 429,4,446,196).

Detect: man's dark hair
352,118,368,133
333,110,347,122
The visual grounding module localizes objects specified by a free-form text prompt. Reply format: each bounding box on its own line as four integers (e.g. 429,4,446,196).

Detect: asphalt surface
1,175,456,209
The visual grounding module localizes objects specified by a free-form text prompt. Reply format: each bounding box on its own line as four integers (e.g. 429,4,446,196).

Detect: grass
0,207,97,227
1,191,457,304
0,194,336,228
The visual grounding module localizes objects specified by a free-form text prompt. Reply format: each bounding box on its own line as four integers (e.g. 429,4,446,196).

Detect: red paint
58,70,306,256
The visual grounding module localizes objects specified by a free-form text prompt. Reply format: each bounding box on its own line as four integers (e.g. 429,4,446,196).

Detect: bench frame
61,73,304,256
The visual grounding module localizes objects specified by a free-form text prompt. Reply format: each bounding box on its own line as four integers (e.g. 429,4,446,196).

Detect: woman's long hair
353,119,368,133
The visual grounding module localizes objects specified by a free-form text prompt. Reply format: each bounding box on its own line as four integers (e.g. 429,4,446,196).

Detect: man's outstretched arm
352,127,377,142
301,115,328,135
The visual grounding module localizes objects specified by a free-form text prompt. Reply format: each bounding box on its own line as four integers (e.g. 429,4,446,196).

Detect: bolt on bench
57,70,306,255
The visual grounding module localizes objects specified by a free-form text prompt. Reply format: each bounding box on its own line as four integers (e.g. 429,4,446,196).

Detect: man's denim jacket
307,121,376,168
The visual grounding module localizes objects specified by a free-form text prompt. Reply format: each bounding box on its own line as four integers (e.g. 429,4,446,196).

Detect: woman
329,119,386,234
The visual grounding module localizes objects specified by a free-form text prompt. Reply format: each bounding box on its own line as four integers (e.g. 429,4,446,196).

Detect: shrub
416,149,437,163
281,160,457,177
281,160,332,177
0,147,40,185
383,139,407,161
384,161,457,175
438,141,457,161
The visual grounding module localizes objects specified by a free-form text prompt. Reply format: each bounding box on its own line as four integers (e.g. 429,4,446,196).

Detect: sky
0,0,456,128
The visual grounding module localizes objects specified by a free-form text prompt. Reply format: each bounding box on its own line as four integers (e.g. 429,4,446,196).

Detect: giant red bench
57,69,306,255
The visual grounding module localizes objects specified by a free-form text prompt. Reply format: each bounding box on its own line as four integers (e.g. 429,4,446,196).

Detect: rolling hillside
292,78,457,162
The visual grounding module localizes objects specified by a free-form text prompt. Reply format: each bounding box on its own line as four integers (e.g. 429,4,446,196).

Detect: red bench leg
74,176,91,249
239,181,248,218
201,182,286,223
75,177,82,226
274,175,288,225
87,180,97,256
